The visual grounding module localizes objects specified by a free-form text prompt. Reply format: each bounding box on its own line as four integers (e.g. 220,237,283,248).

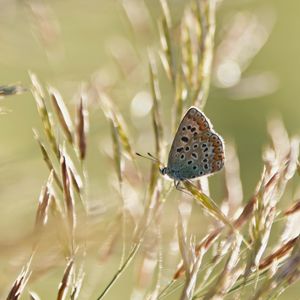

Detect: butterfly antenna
136,152,163,166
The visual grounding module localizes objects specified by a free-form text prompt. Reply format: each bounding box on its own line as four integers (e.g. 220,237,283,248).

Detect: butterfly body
161,106,225,181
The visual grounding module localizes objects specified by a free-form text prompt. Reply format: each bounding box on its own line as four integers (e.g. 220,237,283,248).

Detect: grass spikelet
30,72,59,158
284,199,300,216
202,236,243,300
98,91,136,162
76,96,88,161
49,86,74,144
56,259,74,300
110,119,123,188
6,258,32,300
34,172,53,235
60,152,76,252
177,208,204,300
29,291,41,300
192,0,216,109
159,0,175,84
33,129,63,191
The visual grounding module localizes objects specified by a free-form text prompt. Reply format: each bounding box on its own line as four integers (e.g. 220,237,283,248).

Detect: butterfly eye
187,125,191,130
199,170,204,176
185,146,190,152
182,126,186,131
180,154,185,160
191,127,196,132
201,143,207,148
176,147,184,153
193,144,198,149
192,166,198,170
204,164,209,170
202,158,208,163
187,160,192,165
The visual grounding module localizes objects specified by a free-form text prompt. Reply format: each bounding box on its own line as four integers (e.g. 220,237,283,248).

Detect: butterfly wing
167,106,225,180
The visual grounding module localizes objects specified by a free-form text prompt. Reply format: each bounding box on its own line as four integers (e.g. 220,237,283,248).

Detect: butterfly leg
174,180,191,195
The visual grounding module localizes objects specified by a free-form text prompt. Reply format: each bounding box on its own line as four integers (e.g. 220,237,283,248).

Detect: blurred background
0,0,299,299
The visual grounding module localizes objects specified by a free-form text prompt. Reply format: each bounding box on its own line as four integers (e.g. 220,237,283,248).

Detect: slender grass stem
96,243,140,300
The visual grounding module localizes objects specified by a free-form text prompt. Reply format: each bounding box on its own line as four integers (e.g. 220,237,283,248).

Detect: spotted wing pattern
167,106,224,180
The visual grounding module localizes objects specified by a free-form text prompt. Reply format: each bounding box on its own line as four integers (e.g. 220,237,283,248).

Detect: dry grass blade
174,194,256,281
202,236,243,300
149,52,163,158
183,181,233,229
30,72,59,158
6,258,32,300
174,226,222,281
147,53,164,199
177,209,204,300
49,86,74,144
0,84,27,98
76,96,88,161
57,259,74,300
166,186,255,297
177,209,192,280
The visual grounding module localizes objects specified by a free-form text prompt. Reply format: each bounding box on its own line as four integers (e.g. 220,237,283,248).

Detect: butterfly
160,106,225,186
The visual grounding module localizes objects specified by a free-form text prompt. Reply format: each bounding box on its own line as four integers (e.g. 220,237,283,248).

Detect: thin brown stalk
284,199,300,216
259,236,299,270
56,259,74,300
